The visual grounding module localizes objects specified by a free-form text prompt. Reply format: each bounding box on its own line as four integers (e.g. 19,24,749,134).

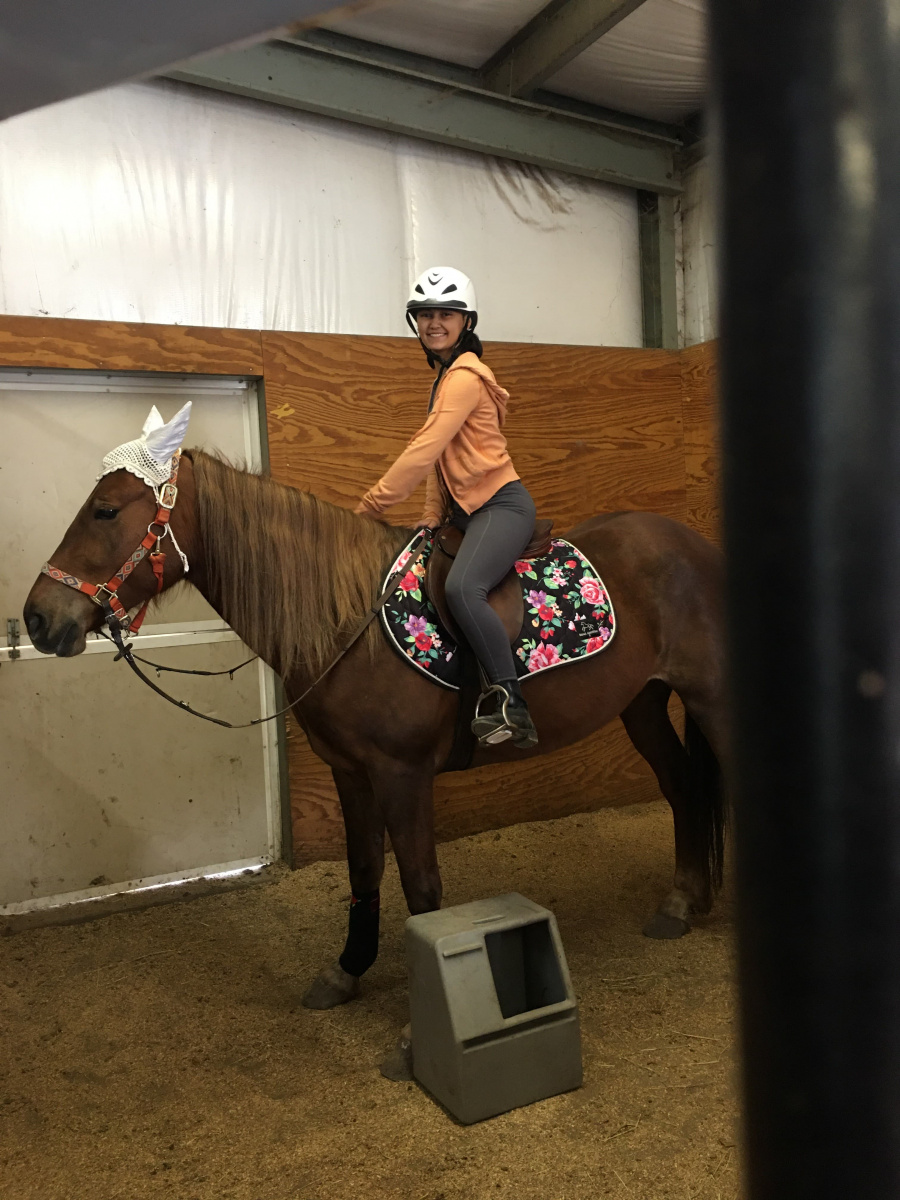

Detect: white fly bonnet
98,402,192,496
97,401,193,576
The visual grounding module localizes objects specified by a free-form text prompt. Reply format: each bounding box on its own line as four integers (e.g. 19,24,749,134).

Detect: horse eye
94,507,119,521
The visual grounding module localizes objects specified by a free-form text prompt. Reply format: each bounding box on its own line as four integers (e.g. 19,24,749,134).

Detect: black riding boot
471,677,539,750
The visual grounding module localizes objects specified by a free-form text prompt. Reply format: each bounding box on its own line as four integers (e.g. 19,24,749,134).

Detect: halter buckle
93,583,118,609
159,482,178,510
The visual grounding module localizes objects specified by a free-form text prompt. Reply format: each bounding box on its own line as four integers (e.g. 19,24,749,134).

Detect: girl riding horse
355,267,538,750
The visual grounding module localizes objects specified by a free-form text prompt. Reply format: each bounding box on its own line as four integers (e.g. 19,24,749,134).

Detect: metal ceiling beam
0,0,352,122
282,29,683,143
167,38,679,195
481,0,649,99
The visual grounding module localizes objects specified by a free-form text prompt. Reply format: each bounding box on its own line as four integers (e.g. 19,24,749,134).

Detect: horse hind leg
620,680,726,939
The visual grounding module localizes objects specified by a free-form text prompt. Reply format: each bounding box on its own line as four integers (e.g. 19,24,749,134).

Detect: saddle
424,518,554,645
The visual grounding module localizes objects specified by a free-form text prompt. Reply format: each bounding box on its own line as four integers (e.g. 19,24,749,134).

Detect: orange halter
40,455,181,635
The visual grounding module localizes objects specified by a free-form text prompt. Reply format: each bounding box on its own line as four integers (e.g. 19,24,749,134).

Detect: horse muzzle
23,586,91,657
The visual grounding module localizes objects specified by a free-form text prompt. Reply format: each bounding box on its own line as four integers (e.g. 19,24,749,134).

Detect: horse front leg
374,759,442,916
369,757,442,1081
302,766,386,1010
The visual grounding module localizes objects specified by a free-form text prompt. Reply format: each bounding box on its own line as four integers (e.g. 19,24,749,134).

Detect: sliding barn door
0,372,283,916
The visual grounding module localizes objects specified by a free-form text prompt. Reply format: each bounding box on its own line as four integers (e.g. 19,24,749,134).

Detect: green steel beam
284,29,686,146
481,0,650,99
167,39,679,194
638,191,679,349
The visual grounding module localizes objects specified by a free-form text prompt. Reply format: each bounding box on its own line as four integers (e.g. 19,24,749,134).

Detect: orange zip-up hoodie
355,352,520,525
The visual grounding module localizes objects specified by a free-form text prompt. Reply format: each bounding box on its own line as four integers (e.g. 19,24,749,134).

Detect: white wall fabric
0,80,643,347
681,154,717,346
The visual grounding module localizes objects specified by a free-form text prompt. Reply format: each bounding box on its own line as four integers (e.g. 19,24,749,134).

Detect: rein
125,651,257,679
42,476,428,728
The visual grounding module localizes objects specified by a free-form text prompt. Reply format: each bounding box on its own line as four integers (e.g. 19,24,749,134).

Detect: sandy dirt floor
0,800,742,1200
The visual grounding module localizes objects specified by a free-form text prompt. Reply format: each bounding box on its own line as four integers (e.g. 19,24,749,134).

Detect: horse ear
141,405,165,438
144,401,192,463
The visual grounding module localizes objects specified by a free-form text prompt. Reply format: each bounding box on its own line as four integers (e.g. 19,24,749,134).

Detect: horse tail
685,712,726,899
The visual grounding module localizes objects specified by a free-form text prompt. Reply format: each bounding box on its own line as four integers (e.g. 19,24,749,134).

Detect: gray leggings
445,481,536,684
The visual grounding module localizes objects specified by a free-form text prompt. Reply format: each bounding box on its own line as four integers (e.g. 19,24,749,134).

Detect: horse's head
24,403,193,657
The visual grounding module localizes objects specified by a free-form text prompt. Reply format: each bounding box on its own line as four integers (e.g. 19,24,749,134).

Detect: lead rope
99,530,430,730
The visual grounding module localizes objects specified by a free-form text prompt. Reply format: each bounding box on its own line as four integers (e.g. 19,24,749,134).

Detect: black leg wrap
338,889,381,977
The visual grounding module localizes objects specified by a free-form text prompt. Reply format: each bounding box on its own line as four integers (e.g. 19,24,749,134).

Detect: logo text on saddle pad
380,534,616,691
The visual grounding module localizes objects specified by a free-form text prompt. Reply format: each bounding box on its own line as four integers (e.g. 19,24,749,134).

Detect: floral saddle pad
379,532,617,691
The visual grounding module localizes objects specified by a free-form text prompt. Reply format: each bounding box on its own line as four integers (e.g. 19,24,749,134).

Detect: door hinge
6,618,20,660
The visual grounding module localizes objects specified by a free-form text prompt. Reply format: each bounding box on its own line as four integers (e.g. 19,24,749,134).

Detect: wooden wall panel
681,340,720,543
0,316,263,376
262,331,433,525
484,343,688,527
263,333,687,529
263,332,690,864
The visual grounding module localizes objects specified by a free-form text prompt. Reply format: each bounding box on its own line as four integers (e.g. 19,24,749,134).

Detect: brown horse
24,450,727,1026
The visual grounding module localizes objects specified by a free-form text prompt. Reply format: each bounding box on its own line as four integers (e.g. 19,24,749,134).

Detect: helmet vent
415,284,425,294
442,284,458,293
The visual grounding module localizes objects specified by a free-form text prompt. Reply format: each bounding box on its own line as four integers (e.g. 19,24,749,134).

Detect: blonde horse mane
189,451,408,679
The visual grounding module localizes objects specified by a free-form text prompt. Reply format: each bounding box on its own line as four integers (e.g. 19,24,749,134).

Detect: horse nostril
25,611,45,642
54,619,81,657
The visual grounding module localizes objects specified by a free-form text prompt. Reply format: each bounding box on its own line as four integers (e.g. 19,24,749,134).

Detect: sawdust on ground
0,800,741,1200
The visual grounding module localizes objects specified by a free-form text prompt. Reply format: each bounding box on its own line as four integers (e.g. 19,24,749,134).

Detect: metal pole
637,190,678,349
710,1,900,1196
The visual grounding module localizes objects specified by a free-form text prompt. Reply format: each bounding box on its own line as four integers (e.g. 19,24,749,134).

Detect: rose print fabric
380,532,616,691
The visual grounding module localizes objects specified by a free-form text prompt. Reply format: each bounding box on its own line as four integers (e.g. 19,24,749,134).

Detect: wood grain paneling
0,316,263,376
262,332,687,527
681,340,720,544
263,332,692,864
262,331,435,525
485,343,688,528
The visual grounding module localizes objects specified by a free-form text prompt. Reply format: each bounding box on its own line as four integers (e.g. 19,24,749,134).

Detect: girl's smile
415,308,467,353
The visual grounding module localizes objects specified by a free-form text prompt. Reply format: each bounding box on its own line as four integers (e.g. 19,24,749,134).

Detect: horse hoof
379,1032,414,1082
301,962,360,1009
643,912,691,940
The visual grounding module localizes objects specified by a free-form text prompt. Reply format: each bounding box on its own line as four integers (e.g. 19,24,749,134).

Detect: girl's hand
354,499,382,520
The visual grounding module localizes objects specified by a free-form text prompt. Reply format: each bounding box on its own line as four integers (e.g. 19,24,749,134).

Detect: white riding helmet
406,266,478,332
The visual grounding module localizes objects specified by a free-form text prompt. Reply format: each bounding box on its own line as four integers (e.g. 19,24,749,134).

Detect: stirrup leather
472,683,516,746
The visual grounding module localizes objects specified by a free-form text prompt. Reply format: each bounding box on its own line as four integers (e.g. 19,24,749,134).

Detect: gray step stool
406,892,582,1124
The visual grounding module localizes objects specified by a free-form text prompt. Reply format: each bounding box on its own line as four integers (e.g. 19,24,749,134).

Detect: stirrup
472,684,516,746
